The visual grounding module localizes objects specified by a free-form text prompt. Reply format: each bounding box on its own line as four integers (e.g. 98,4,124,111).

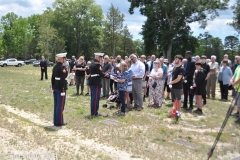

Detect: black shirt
202,63,210,81
89,59,106,87
172,65,184,89
69,60,76,72
75,62,86,76
102,62,112,73
195,69,206,87
40,60,47,70
184,58,195,81
51,62,68,91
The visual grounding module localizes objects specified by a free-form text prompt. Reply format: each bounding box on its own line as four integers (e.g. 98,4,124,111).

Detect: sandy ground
0,104,142,160
1,103,240,160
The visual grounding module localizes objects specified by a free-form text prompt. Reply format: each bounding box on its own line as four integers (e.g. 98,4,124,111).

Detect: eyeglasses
154,62,159,64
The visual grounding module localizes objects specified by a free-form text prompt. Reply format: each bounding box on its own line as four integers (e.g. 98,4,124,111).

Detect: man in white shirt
220,54,232,68
207,55,219,99
130,54,145,111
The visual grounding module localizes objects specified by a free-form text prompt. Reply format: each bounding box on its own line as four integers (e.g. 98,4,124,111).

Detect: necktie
184,61,188,76
150,61,153,72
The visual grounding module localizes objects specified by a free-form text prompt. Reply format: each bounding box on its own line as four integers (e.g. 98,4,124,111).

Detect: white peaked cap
56,53,67,58
94,53,104,56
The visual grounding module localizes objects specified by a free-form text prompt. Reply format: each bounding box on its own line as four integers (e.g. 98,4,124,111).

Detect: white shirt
130,60,145,78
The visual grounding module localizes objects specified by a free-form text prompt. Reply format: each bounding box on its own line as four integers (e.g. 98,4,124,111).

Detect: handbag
152,81,157,89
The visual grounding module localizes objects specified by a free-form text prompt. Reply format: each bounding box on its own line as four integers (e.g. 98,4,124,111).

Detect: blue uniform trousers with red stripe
90,86,101,116
53,90,66,126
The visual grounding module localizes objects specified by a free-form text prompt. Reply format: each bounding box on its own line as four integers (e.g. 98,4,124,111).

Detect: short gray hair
211,55,217,60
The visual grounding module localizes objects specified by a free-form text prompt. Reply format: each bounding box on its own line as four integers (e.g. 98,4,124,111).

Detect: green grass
0,65,240,160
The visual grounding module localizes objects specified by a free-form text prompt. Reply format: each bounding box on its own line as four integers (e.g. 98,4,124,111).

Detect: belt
55,77,67,80
91,74,100,77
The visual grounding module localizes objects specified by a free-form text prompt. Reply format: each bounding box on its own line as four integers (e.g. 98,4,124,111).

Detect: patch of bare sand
0,104,142,160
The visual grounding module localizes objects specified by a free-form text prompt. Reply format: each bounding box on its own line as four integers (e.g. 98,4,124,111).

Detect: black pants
110,79,117,93
129,92,133,104
119,91,126,113
75,76,85,94
183,81,194,108
220,81,228,100
41,69,48,80
202,81,207,104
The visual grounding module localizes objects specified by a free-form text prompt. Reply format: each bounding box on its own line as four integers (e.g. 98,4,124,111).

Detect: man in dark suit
40,56,48,80
182,51,195,110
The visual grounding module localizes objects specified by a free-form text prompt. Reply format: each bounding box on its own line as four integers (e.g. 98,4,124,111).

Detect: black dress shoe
181,105,188,109
187,107,193,110
62,123,67,126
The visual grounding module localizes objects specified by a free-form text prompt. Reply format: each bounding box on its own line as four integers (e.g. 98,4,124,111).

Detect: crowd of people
50,51,240,126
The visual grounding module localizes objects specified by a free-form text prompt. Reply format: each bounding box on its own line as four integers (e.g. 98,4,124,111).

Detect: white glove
169,85,172,88
184,80,187,83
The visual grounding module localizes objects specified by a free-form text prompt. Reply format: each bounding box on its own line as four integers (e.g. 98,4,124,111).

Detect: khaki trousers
207,76,217,98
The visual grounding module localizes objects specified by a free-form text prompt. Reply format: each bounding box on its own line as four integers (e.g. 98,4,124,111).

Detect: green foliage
224,35,239,61
102,4,135,58
128,0,230,60
52,0,104,60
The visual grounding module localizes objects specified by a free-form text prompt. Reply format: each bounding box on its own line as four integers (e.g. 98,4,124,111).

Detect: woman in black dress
193,62,206,114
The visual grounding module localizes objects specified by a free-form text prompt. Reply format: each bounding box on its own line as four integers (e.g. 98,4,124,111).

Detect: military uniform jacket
51,62,68,91
89,59,105,87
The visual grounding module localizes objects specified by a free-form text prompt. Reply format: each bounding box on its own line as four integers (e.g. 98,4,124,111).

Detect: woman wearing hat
192,62,206,114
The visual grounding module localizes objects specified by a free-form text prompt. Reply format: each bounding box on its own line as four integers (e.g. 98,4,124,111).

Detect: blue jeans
90,86,101,116
53,90,66,126
119,90,126,113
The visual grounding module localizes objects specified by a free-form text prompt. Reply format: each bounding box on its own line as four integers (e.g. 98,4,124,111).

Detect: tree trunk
167,43,173,62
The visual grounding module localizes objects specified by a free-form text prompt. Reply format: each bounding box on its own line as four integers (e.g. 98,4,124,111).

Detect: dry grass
0,65,240,160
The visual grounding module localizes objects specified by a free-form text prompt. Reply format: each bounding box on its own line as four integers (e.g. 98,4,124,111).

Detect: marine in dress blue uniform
89,53,108,116
51,53,68,126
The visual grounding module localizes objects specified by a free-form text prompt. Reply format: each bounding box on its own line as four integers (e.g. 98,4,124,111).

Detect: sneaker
234,118,240,123
137,107,143,111
232,112,239,117
117,112,125,116
85,93,89,96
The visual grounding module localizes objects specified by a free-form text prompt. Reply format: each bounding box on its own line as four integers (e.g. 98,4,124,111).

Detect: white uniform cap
94,53,104,56
56,53,67,58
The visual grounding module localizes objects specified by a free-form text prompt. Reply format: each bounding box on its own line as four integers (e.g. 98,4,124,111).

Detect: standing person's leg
53,90,57,125
106,78,110,98
202,81,207,105
102,78,106,97
129,93,133,104
188,82,194,109
135,79,143,109
90,86,95,116
119,91,126,113
75,76,80,95
45,69,48,79
41,70,43,80
223,84,228,100
80,76,85,94
132,80,138,108
219,81,223,99
183,83,188,108
95,86,101,116
211,76,217,99
110,79,114,94
207,78,211,98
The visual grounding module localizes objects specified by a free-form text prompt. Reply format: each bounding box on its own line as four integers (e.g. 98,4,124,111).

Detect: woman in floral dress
148,60,163,107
